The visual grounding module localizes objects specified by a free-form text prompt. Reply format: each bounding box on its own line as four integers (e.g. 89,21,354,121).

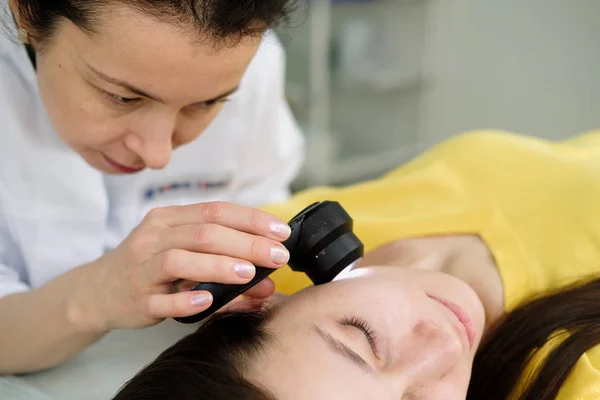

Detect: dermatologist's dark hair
112,305,279,400
12,0,299,49
113,277,600,400
468,276,600,400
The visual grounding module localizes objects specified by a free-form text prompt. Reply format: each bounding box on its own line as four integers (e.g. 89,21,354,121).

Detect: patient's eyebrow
313,325,373,373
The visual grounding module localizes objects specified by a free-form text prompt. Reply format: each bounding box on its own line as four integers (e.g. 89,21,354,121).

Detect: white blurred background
277,0,600,189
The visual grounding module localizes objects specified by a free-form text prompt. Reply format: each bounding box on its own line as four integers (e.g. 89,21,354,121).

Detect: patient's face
250,266,486,399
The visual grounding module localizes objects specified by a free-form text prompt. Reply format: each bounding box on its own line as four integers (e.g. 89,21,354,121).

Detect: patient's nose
390,321,462,382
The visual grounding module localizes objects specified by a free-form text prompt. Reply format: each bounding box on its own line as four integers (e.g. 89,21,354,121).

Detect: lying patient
113,130,600,400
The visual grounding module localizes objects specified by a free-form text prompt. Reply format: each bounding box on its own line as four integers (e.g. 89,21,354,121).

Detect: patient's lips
427,294,476,350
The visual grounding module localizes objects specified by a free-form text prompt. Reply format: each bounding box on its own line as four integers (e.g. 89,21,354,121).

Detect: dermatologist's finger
156,224,290,269
243,278,276,299
141,202,291,241
145,291,214,319
145,279,275,319
147,249,257,285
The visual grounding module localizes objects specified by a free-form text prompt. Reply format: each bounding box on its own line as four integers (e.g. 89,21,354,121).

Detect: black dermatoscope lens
174,201,364,324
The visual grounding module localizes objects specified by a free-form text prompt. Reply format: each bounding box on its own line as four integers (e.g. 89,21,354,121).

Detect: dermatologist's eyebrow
86,63,239,105
313,325,373,373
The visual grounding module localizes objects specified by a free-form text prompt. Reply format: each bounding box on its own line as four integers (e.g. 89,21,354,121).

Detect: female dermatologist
0,0,304,374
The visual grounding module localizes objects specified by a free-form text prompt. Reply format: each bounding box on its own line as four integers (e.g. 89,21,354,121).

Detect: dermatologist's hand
79,202,291,330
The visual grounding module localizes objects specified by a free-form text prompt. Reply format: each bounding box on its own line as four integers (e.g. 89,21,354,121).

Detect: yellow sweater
262,130,600,399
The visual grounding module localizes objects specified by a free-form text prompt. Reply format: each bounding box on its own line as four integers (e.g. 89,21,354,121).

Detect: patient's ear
219,292,289,313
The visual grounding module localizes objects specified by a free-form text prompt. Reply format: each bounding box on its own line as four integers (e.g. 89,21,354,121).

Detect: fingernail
270,246,290,265
190,293,212,307
270,221,291,239
235,263,256,279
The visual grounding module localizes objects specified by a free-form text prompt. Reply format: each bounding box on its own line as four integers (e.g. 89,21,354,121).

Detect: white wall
421,0,600,144
282,1,600,187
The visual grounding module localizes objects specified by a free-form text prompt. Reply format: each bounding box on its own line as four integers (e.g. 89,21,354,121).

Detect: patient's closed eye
338,315,380,359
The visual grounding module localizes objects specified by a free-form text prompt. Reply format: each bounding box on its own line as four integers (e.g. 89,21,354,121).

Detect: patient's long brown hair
113,277,600,400
468,276,600,400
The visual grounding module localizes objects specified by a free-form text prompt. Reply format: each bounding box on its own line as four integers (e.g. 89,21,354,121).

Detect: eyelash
339,316,379,356
103,91,231,109
192,98,231,109
103,91,141,107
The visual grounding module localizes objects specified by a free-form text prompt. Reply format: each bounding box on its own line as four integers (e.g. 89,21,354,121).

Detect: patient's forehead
250,320,389,400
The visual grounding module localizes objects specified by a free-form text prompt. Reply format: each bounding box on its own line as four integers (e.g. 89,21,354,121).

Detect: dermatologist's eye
197,97,230,110
206,98,230,106
183,98,230,116
339,315,380,358
102,91,142,107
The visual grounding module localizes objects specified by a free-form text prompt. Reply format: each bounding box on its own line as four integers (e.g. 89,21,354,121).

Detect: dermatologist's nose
128,116,176,170
136,134,173,170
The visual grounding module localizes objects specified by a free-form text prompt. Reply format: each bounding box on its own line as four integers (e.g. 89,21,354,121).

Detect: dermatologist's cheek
184,106,226,140
174,120,209,147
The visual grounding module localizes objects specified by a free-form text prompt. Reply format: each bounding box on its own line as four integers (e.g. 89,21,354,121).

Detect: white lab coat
0,4,305,299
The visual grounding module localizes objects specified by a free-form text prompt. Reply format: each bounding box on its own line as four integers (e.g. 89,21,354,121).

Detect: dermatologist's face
250,266,486,400
33,5,260,174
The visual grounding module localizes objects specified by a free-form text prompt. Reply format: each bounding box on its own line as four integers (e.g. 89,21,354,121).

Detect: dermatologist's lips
103,155,145,174
427,294,476,350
